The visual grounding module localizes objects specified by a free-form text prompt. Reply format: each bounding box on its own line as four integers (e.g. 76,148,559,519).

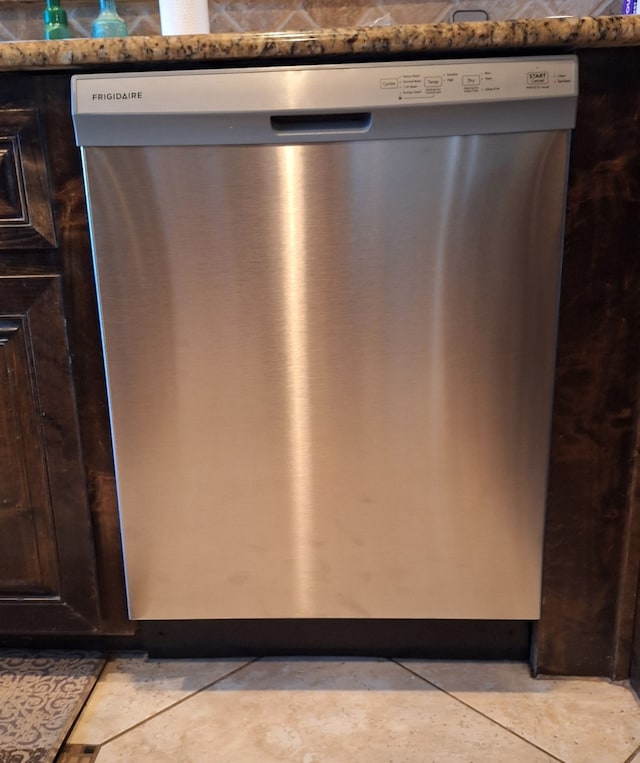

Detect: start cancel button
527,71,549,85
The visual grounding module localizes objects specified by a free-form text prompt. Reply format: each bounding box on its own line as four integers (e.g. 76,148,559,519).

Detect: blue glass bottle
92,0,128,38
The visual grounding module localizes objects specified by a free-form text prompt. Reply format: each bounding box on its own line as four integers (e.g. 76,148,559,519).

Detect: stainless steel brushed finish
84,130,568,619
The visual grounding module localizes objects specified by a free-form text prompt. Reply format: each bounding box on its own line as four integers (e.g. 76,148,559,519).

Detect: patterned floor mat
0,651,105,763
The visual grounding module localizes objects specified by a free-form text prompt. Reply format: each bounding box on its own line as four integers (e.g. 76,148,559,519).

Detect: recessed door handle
270,112,372,134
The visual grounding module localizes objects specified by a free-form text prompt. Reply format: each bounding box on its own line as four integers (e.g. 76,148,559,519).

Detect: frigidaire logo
92,91,143,101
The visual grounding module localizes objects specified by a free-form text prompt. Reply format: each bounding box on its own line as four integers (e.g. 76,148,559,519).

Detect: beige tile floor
64,654,640,762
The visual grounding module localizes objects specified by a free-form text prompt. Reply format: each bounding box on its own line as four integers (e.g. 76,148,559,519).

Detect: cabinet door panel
0,109,57,249
0,276,99,632
0,314,57,592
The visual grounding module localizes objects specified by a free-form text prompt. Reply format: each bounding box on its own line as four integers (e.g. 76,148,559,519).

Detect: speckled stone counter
1,15,640,71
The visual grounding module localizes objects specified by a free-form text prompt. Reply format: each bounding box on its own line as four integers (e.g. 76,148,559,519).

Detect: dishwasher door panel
84,131,567,619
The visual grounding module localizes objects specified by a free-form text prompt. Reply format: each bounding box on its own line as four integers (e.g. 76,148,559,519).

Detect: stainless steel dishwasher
71,57,577,621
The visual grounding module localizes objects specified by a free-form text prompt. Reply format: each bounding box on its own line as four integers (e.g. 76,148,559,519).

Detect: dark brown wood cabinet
0,73,128,635
0,275,99,631
533,47,640,681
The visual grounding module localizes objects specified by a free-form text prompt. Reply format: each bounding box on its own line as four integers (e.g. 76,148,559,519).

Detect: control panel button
527,71,549,85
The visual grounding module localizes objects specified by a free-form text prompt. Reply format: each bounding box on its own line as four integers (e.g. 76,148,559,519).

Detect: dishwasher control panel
380,59,574,103
73,56,577,116
72,56,577,146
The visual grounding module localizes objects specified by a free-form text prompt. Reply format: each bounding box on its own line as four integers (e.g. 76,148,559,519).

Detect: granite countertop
1,15,640,70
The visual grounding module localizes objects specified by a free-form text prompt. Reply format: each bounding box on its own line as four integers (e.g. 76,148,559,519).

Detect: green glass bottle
92,0,128,38
43,0,71,39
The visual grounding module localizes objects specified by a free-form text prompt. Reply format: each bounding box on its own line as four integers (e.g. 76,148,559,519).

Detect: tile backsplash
0,0,619,42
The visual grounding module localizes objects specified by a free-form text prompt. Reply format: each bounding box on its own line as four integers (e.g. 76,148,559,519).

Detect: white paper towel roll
159,0,210,35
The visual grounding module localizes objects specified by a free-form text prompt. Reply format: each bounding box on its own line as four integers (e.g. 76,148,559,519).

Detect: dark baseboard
0,620,531,661
139,619,531,660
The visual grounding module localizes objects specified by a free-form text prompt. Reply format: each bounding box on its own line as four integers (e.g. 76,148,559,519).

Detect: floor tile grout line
92,656,261,748
623,741,640,763
391,659,567,763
